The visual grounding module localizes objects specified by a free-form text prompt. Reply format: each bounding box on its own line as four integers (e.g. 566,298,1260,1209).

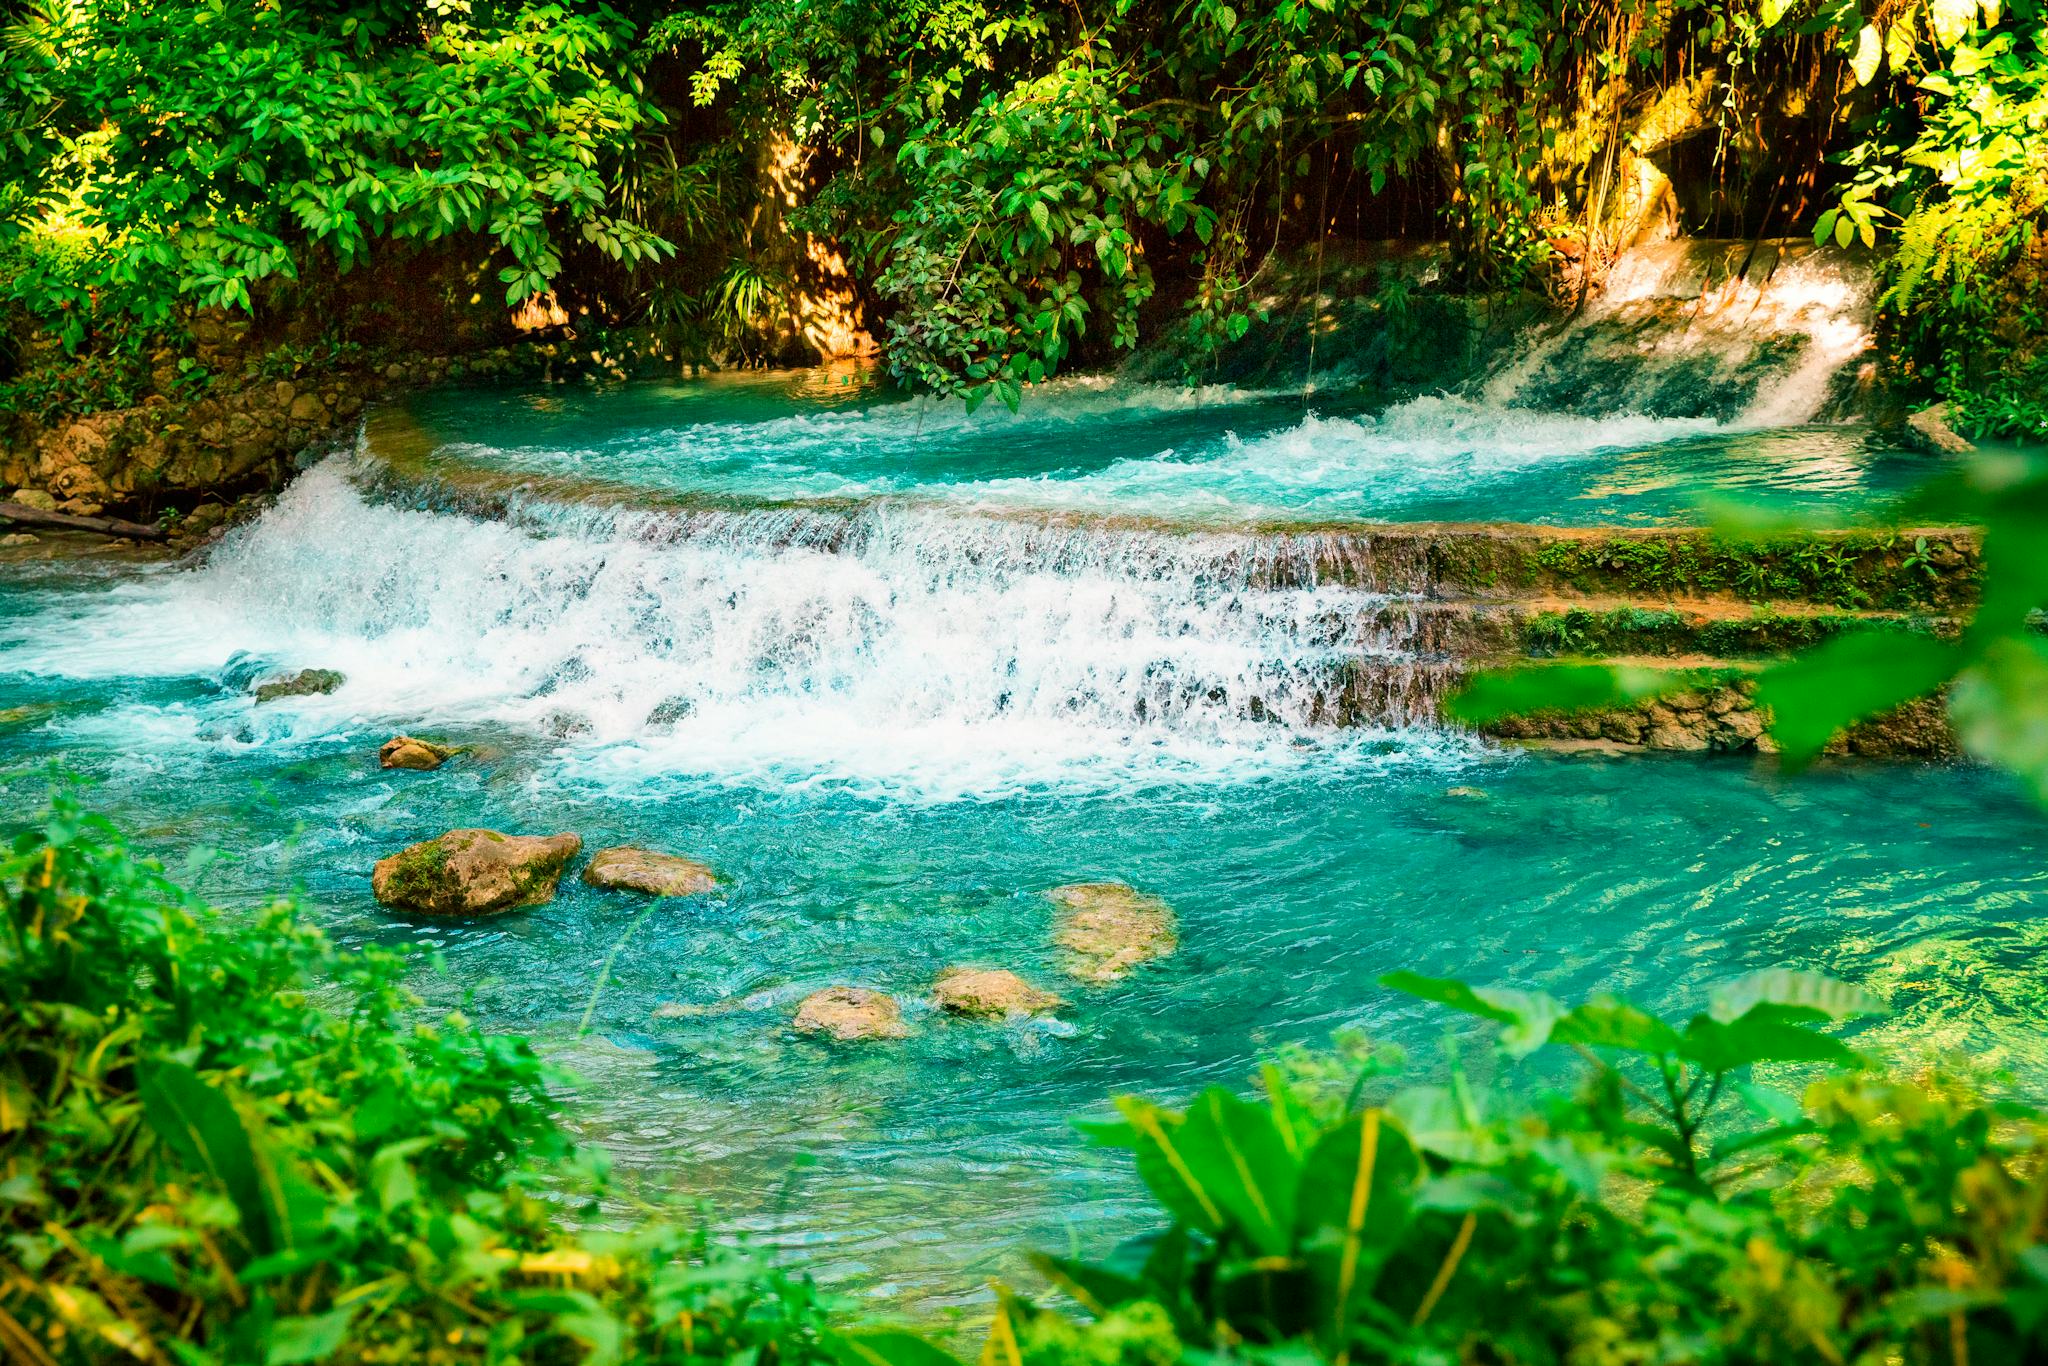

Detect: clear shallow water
388,370,1939,527
0,369,2038,1314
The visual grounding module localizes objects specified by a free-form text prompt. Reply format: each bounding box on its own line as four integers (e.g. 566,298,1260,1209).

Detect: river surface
1,371,2042,1314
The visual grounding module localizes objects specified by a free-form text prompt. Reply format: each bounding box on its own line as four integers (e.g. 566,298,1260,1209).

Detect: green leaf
1850,24,1884,84
1755,630,1959,766
1380,972,1564,1056
1680,1005,1866,1072
1115,1096,1225,1232
1172,1088,1300,1255
1708,969,1884,1023
825,1331,966,1366
267,1307,355,1366
138,1059,282,1258
1551,997,1684,1055
1025,1254,1145,1316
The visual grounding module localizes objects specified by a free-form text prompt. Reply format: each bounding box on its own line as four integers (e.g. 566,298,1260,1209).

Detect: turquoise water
389,370,1938,526
0,372,2040,1314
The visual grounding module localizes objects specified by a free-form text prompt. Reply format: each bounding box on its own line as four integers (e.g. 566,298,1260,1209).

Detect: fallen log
0,501,168,542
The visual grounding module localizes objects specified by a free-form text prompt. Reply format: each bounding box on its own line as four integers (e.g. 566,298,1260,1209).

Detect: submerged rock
0,533,37,548
932,967,1065,1019
583,846,720,897
793,987,908,1041
1047,882,1178,984
380,735,458,770
253,668,345,703
372,828,581,916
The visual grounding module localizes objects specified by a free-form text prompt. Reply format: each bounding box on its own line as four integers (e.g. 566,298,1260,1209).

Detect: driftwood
0,500,167,542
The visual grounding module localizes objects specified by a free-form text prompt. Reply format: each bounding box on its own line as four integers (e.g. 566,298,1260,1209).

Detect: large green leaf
825,1331,967,1366
1173,1088,1301,1256
1387,1085,1496,1164
1755,630,1959,766
138,1058,284,1258
266,1307,355,1366
1707,969,1884,1024
1551,997,1684,1056
1680,1005,1867,1072
1114,1096,1225,1233
1024,1255,1144,1317
1381,973,1564,1057
1298,1109,1420,1338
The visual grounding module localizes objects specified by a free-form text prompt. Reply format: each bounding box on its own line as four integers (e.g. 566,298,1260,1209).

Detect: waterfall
1483,240,1877,423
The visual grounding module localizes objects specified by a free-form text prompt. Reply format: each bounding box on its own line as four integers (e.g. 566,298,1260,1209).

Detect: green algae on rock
371,828,581,916
582,845,720,897
253,667,345,703
932,967,1066,1019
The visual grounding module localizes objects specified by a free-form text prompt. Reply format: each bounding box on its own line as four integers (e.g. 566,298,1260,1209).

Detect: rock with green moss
371,828,581,917
582,846,719,897
253,668,345,703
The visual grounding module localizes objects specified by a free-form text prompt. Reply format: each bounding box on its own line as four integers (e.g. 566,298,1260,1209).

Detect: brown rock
371,829,582,917
932,968,1065,1019
582,846,719,897
380,735,457,770
1048,882,1178,984
1903,403,1974,456
793,987,907,1041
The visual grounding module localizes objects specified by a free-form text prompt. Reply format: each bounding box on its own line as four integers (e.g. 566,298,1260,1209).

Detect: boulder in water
254,668,345,703
932,967,1065,1019
583,846,719,897
1047,882,1178,983
372,829,581,917
380,735,458,770
793,987,908,1041
1903,403,1975,456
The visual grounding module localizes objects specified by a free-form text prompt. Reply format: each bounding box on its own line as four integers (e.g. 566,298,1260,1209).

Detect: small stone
1444,786,1489,800
371,828,582,917
0,533,37,547
933,968,1065,1019
57,498,103,517
582,846,719,898
379,735,457,770
1048,882,1178,984
793,987,908,1041
7,489,57,512
253,668,345,702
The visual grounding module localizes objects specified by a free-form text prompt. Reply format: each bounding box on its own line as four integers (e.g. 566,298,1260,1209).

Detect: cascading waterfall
3,240,1902,799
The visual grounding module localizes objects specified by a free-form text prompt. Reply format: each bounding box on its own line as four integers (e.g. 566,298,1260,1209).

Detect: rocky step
1354,598,1960,661
1469,656,1956,758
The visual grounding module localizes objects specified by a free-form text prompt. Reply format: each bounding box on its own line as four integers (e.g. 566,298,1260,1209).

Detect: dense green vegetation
8,795,2048,1364
2,0,2046,427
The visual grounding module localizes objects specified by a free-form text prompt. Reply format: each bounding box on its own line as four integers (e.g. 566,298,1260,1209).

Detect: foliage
1774,0,2048,437
860,968,2048,1365
0,0,670,354
0,795,834,1365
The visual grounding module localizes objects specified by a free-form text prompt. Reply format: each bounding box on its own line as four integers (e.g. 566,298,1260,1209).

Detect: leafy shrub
934,972,2048,1366
0,796,833,1365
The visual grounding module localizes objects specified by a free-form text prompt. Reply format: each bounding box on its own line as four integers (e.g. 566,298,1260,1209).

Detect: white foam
0,460,1465,799
939,395,1721,520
